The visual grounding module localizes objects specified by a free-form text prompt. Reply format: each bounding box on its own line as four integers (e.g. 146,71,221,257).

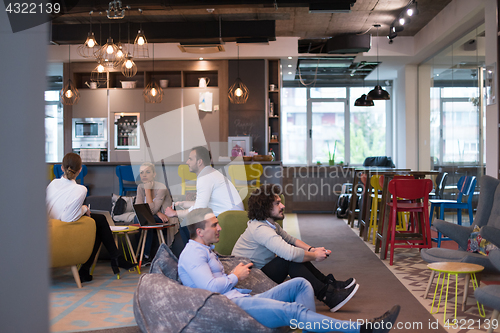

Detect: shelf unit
70,62,219,90
266,59,281,160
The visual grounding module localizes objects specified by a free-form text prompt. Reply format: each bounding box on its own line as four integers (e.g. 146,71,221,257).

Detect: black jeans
261,257,327,296
80,213,120,271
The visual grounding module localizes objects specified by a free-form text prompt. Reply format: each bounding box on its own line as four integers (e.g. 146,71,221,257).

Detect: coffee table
425,262,485,323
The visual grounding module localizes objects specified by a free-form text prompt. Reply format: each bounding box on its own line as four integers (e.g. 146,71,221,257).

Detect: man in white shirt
165,146,243,256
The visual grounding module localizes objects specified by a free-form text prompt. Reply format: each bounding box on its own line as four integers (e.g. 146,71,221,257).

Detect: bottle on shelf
269,148,275,161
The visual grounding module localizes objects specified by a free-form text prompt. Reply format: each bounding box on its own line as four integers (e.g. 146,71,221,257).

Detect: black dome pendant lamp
367,24,390,101
355,94,374,107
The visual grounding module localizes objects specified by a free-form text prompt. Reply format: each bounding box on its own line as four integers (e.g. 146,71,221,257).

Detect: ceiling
50,0,454,85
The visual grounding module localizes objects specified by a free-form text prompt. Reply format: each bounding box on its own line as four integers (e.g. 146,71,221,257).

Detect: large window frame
281,85,392,166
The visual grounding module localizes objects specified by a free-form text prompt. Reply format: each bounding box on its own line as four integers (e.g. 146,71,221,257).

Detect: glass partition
420,24,485,204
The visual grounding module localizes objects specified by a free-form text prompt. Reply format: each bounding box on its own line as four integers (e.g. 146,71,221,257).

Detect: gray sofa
475,249,500,333
133,244,289,333
421,175,500,272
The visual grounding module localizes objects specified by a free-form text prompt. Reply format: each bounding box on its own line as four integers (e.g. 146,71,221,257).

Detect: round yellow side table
426,262,485,324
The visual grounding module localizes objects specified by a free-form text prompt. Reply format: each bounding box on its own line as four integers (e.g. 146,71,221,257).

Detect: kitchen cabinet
72,89,107,118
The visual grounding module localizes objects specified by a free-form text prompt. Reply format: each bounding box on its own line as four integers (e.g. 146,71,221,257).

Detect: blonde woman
46,153,136,282
135,162,171,263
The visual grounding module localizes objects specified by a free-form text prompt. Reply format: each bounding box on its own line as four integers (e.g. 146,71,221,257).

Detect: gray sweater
231,219,305,269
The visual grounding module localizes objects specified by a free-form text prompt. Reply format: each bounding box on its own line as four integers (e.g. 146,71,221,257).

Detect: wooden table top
427,262,485,273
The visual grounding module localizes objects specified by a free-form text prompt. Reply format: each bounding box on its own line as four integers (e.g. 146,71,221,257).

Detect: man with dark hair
165,146,243,219
179,208,400,333
232,184,357,313
166,146,243,256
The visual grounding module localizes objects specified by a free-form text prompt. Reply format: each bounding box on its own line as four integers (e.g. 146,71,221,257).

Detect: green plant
327,140,337,161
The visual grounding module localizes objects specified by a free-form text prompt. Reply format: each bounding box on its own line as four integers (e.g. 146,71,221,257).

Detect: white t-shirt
189,166,244,216
46,177,87,222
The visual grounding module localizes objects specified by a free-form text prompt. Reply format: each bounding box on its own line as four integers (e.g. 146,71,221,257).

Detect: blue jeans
232,278,360,333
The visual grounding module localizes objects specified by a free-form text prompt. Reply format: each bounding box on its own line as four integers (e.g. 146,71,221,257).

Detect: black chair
429,171,448,200
362,156,395,168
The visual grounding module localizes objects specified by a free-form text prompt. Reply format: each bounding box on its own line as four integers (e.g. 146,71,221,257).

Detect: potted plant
327,140,337,166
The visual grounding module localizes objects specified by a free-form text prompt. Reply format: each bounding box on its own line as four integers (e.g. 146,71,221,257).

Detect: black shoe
326,274,356,290
141,256,153,267
78,268,93,282
321,283,359,312
111,256,137,274
362,305,401,333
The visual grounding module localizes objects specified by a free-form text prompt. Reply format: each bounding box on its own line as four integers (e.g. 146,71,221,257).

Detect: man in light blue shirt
178,208,400,333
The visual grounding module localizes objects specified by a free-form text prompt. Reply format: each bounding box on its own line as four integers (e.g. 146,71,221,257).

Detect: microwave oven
72,118,107,141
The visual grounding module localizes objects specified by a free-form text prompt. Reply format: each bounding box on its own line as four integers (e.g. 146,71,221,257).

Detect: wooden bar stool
385,178,433,265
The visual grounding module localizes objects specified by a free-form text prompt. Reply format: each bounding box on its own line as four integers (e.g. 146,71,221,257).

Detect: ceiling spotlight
288,72,292,75
199,57,204,60
399,17,405,25
288,64,292,67
288,56,293,59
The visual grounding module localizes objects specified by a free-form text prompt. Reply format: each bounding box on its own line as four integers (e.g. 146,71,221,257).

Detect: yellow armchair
49,216,96,288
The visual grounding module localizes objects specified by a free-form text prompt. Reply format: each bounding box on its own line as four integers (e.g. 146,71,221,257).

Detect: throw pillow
467,226,498,255
150,243,180,282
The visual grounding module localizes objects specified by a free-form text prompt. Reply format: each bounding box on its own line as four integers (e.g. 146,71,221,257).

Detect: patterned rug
350,224,500,333
50,264,142,333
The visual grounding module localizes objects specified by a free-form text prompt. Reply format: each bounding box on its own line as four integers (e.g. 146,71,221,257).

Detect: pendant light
133,9,149,58
60,45,80,105
228,44,249,104
143,44,163,103
355,77,374,107
91,56,109,87
113,23,126,68
77,11,99,58
96,23,119,68
355,94,374,107
121,22,137,77
367,24,390,101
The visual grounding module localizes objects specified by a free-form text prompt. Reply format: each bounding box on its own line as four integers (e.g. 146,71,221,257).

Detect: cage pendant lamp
133,9,149,58
90,57,109,87
60,46,80,105
113,23,127,68
228,45,249,104
121,23,137,77
367,24,390,101
78,11,99,58
143,44,163,103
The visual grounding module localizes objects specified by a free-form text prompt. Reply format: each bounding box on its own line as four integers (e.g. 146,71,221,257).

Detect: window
281,86,391,165
45,90,64,162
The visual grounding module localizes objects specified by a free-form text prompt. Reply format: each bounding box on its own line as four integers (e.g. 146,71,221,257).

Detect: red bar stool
385,178,433,265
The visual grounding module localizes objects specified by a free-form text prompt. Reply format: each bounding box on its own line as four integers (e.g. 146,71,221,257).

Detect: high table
344,167,410,235
374,170,439,259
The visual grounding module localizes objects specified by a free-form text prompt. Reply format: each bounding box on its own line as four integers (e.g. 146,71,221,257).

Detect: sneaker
324,274,356,289
141,256,152,267
322,283,359,312
363,305,401,333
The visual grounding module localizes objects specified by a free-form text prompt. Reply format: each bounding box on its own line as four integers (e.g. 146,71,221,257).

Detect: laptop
133,203,171,227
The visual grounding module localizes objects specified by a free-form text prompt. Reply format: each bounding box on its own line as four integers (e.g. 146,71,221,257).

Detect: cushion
474,285,500,310
111,193,136,223
150,244,180,282
467,226,498,255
